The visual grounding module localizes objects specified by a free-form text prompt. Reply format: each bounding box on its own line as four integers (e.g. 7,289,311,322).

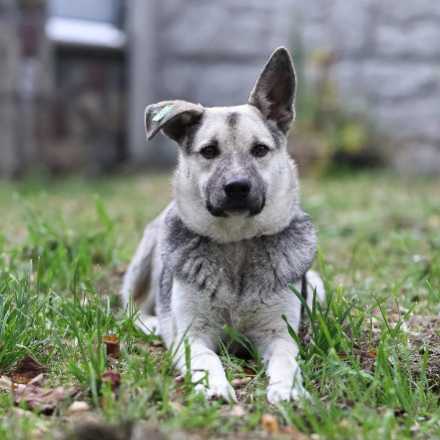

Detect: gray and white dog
121,47,325,404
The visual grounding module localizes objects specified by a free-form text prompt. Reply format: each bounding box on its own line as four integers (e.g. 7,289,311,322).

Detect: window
48,0,124,27
47,0,125,49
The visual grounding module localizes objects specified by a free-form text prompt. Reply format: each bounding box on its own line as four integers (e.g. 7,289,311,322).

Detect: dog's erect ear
145,100,204,143
248,47,296,133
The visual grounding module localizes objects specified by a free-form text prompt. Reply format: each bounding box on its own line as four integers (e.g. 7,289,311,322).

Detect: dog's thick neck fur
159,203,316,312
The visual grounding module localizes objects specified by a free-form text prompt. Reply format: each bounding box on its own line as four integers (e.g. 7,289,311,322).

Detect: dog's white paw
267,383,310,404
195,380,237,403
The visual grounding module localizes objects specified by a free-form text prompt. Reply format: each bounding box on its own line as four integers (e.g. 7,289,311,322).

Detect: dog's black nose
224,179,251,200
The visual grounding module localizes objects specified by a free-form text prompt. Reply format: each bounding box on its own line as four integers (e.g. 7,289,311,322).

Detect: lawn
0,171,440,439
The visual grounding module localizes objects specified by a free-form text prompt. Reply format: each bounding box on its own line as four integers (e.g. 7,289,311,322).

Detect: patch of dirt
408,315,440,387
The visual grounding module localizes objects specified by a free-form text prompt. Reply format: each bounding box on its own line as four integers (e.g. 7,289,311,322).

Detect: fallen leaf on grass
243,366,256,376
0,374,44,392
150,338,164,348
261,413,279,434
13,382,79,414
103,335,120,359
101,370,121,392
11,356,47,384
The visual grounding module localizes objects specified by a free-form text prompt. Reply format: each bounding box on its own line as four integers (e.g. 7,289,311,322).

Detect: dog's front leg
261,336,309,404
167,279,236,402
173,337,237,402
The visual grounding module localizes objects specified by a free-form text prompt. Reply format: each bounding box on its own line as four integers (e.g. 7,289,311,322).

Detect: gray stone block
0,24,18,93
327,0,371,55
394,143,440,176
375,95,440,140
162,3,284,59
0,98,18,176
376,23,440,59
161,61,264,106
291,0,332,22
300,22,333,53
330,61,371,110
361,61,438,100
380,0,440,22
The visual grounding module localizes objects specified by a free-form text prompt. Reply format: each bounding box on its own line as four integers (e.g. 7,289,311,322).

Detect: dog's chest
161,209,316,321
178,241,281,327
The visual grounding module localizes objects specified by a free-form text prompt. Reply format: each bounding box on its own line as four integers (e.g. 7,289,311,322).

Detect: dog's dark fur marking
262,119,284,150
182,114,205,154
227,112,239,129
227,112,239,145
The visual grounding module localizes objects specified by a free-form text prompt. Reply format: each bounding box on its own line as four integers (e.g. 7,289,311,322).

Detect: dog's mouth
206,197,265,218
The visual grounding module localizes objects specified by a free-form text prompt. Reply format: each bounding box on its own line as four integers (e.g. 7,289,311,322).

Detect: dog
121,47,325,404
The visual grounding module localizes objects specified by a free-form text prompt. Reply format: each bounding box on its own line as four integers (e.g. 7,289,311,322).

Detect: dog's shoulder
239,212,317,299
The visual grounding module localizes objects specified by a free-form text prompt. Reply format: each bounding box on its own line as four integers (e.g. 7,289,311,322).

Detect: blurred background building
0,0,439,177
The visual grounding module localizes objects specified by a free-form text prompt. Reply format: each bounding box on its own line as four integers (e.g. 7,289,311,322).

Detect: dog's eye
200,144,220,160
251,144,270,158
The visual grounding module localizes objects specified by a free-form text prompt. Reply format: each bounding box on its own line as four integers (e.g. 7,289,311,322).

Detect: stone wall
0,0,19,177
128,0,294,165
290,0,440,174
0,0,52,177
157,0,292,106
3,0,440,175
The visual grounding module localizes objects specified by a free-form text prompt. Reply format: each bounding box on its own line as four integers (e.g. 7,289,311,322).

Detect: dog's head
145,48,300,242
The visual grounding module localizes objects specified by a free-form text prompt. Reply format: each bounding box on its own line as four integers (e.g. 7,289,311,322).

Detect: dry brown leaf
150,339,164,347
243,366,256,376
11,356,47,384
261,413,279,434
103,335,120,359
26,373,44,386
13,383,78,414
1,374,44,393
101,370,121,392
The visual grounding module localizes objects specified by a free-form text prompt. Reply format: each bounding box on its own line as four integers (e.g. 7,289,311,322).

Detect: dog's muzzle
207,178,265,217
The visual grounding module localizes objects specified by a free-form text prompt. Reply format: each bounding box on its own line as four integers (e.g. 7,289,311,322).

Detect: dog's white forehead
193,104,275,151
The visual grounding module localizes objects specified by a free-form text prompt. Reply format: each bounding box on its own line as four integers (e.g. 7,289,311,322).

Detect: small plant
291,49,387,174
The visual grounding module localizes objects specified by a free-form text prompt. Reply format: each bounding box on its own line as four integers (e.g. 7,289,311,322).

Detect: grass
0,171,440,439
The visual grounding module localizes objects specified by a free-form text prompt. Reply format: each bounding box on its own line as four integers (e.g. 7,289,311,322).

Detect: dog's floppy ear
248,47,296,133
145,100,204,143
